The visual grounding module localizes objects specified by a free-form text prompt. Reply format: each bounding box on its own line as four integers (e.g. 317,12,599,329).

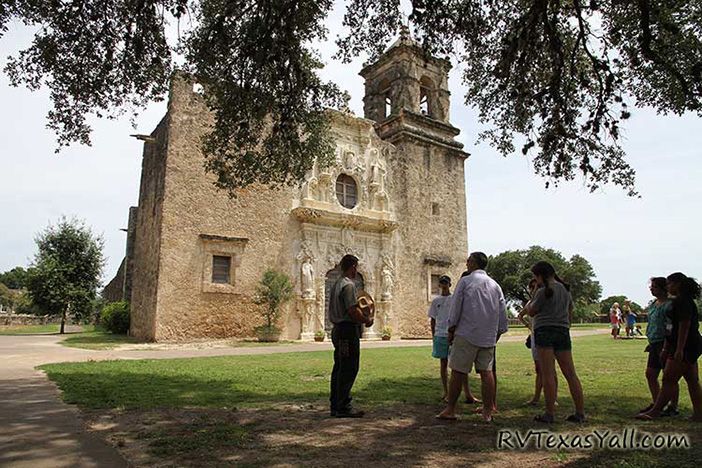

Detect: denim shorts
534,326,572,352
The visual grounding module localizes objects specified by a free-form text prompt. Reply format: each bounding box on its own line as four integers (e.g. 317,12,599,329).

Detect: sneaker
534,413,555,424
566,413,586,423
661,405,679,417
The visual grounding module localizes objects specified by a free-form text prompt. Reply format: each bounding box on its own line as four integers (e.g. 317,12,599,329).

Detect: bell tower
359,25,464,151
359,26,469,337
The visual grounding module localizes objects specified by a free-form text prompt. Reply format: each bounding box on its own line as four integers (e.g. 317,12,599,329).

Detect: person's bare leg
645,367,660,404
462,373,480,402
528,360,542,404
440,358,448,400
671,380,680,409
683,362,702,421
437,370,465,418
478,369,495,421
538,347,557,417
555,350,585,416
642,360,683,417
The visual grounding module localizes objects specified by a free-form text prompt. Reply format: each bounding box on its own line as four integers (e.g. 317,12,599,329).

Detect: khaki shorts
448,335,495,373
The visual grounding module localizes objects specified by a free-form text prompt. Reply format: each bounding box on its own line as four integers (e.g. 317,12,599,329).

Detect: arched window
378,78,392,119
335,174,357,209
419,76,435,117
420,88,429,115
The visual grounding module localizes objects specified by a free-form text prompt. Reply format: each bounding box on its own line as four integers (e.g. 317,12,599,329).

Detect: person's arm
517,308,532,330
568,294,574,324
527,289,544,317
447,280,465,344
497,289,508,338
674,320,691,361
430,318,436,337
342,284,371,326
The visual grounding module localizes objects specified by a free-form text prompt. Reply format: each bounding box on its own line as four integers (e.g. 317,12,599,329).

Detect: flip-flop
464,398,482,404
435,414,458,421
635,413,655,421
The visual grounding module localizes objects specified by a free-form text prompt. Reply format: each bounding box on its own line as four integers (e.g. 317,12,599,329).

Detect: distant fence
0,313,58,326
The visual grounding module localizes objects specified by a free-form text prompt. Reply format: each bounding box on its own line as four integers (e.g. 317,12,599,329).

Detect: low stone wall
0,313,57,326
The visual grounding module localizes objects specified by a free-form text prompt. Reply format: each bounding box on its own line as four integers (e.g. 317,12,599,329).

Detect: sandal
464,397,482,404
534,413,555,424
565,413,586,423
635,413,655,421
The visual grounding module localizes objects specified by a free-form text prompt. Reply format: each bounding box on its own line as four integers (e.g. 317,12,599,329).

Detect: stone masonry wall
392,139,468,337
129,117,169,341
152,76,300,341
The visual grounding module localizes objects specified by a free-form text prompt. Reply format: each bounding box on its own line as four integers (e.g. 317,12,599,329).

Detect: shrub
100,301,130,334
254,269,294,329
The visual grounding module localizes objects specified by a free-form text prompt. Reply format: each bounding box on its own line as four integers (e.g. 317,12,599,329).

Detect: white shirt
447,270,508,347
428,294,452,337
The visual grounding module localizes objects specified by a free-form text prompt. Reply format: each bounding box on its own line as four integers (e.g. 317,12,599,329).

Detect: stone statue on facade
380,256,395,301
301,176,318,201
300,257,315,299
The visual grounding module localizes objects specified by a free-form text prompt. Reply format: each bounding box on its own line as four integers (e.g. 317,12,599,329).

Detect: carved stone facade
120,32,469,342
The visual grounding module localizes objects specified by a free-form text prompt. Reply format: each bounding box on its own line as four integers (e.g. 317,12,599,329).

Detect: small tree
254,269,294,337
599,295,643,315
25,218,105,334
0,283,19,312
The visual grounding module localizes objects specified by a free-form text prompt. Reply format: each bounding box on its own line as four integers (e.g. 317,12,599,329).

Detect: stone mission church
107,29,470,341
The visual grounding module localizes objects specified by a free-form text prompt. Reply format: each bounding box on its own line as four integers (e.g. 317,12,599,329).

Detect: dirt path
0,328,608,467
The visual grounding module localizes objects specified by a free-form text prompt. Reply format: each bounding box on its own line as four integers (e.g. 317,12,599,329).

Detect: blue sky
1,6,700,307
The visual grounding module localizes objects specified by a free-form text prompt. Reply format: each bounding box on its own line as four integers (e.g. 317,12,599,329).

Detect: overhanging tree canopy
486,245,602,307
2,1,700,196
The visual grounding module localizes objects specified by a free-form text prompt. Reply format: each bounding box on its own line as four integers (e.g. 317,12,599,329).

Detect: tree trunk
60,307,67,334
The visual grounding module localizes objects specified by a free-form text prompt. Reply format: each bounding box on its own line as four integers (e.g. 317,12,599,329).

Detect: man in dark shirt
329,254,374,418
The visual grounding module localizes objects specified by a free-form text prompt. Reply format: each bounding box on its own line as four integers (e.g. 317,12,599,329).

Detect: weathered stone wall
150,76,300,341
129,31,470,341
102,257,126,303
391,138,467,337
360,40,469,338
129,116,170,341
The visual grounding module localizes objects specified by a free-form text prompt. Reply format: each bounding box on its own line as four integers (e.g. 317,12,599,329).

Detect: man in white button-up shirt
437,252,508,422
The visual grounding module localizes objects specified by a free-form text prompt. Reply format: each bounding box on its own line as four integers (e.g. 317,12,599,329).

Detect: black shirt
665,296,702,354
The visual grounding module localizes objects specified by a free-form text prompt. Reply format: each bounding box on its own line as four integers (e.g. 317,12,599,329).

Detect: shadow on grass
60,331,138,350
44,355,702,467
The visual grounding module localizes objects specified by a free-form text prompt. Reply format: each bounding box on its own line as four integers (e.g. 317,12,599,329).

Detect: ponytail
531,261,561,298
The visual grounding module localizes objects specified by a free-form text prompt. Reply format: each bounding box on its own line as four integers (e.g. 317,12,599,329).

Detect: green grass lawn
0,324,60,334
59,326,139,350
41,334,700,466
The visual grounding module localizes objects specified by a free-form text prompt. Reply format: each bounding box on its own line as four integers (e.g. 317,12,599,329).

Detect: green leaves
338,1,702,197
3,1,701,194
183,0,343,195
486,246,602,307
25,217,105,321
254,268,294,328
